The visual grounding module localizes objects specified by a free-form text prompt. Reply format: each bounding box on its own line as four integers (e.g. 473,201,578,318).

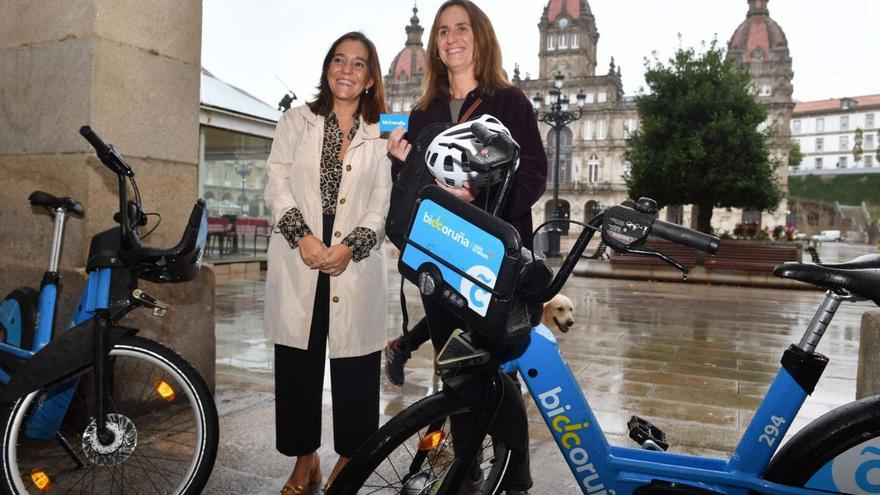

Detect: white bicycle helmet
425,114,519,189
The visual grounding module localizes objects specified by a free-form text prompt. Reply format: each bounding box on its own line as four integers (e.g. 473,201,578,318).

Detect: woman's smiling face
436,5,475,76
327,38,373,105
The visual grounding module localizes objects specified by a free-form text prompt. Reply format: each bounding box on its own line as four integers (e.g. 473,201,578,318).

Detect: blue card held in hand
379,114,408,132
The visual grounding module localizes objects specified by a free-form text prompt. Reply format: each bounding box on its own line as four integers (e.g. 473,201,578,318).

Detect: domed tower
384,5,427,114
728,0,795,225
538,0,599,80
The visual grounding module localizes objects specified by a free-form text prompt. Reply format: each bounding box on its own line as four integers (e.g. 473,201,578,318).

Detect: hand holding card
379,114,408,132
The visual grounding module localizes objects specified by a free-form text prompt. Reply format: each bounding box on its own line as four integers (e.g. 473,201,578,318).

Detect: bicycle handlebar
79,126,134,178
523,203,721,304
652,219,720,254
468,122,520,174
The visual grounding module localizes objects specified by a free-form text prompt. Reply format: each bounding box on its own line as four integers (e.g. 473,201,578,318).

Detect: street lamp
235,163,251,214
532,72,586,257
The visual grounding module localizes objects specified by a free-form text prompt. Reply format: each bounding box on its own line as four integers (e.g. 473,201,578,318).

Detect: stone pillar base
856,311,880,399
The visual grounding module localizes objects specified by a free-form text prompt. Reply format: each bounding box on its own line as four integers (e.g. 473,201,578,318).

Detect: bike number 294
758,415,786,446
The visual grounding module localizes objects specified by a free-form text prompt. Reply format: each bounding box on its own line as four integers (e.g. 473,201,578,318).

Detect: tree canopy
625,39,782,233
788,140,804,167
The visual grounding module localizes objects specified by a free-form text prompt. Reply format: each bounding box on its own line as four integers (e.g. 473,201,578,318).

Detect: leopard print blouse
275,113,377,262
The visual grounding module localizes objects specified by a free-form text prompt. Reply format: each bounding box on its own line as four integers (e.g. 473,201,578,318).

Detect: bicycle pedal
627,415,669,451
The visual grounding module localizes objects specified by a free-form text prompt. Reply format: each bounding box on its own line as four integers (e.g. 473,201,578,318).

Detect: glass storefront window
199,126,272,220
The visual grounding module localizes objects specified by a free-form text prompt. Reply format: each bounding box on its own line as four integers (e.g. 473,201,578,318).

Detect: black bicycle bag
398,185,538,344
385,122,455,251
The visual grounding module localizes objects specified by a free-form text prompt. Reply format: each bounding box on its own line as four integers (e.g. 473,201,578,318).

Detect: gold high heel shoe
281,454,322,495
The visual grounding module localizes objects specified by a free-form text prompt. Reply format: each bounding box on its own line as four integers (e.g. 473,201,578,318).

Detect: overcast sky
202,0,880,110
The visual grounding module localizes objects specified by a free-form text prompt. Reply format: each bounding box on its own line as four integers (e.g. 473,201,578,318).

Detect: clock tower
538,0,599,80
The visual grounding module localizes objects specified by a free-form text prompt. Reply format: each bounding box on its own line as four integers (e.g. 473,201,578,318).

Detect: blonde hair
414,0,510,111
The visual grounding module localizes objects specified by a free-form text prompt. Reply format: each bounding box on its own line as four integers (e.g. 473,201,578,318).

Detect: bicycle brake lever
624,248,690,280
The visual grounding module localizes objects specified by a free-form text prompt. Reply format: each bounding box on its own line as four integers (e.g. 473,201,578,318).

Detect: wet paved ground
203,242,879,494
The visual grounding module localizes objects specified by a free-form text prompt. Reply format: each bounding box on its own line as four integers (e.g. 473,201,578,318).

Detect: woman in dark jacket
385,1,547,492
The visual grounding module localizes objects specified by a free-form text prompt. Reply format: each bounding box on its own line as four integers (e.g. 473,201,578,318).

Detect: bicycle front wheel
764,394,880,494
328,392,510,495
0,336,218,494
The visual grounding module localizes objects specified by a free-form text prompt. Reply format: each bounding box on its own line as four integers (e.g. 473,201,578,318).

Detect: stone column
0,2,215,389
857,311,880,399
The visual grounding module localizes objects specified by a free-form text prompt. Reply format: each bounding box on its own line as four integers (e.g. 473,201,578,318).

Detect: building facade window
546,127,573,184
838,156,848,168
666,205,684,225
840,135,849,150
596,120,606,140
759,84,772,96
866,133,875,150
597,92,607,103
792,119,801,134
816,118,825,132
571,33,579,48
866,155,874,167
816,137,824,151
585,200,601,221
867,113,875,128
815,157,823,168
624,119,636,138
547,34,556,50
584,92,595,104
582,120,592,140
558,33,568,49
587,153,600,183
840,116,849,131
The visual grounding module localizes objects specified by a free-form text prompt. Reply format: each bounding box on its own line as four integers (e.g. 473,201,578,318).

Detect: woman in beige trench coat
263,32,391,494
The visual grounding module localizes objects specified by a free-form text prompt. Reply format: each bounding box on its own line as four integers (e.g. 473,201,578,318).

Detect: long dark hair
307,32,386,123
415,0,510,110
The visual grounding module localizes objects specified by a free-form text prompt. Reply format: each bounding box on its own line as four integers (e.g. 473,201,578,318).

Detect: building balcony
547,181,626,193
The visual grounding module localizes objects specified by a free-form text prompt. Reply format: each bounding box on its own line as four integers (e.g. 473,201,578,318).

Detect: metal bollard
856,311,880,400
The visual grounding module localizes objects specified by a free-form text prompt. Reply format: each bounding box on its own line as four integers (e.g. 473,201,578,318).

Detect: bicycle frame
0,260,116,442
502,324,832,495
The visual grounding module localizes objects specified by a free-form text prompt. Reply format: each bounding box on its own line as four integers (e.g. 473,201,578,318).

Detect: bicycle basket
399,185,533,343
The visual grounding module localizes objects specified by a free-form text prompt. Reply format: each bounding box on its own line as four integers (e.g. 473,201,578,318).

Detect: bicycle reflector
30,469,51,491
155,380,176,401
418,430,447,451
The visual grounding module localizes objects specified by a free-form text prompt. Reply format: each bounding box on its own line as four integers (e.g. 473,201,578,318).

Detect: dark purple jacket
395,86,548,249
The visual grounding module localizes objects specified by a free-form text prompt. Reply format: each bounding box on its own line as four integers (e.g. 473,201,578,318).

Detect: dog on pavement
541,293,575,334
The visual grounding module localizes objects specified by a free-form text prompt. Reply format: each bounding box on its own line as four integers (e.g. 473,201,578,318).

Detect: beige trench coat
263,105,391,358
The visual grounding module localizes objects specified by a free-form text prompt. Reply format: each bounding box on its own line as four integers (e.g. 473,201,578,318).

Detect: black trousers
421,295,532,491
398,316,430,353
274,214,380,458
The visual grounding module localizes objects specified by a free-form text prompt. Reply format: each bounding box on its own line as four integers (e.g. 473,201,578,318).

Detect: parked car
811,230,842,242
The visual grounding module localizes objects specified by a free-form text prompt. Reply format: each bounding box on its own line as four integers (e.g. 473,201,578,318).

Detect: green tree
625,39,781,233
788,140,804,167
853,127,864,163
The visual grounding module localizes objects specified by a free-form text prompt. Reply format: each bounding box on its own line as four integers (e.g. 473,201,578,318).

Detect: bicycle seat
773,262,880,305
124,200,208,283
28,191,84,216
818,254,880,270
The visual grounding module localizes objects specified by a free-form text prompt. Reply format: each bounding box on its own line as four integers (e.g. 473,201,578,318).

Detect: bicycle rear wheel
328,392,510,494
764,394,880,494
0,336,218,494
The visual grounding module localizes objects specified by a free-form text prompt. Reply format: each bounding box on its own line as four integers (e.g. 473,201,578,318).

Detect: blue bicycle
0,127,218,494
331,192,880,494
